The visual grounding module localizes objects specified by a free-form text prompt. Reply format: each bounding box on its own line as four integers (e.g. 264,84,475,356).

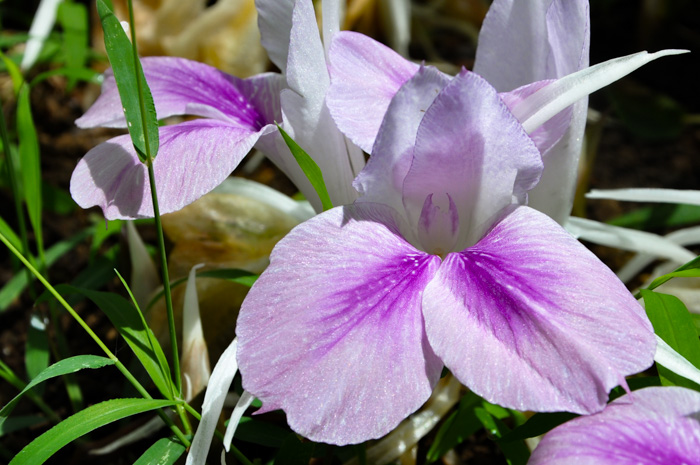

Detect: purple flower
71,0,361,219
529,386,700,465
235,67,656,445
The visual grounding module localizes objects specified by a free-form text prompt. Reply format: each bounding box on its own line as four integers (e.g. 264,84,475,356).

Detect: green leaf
499,412,577,443
57,1,89,88
277,125,333,211
9,398,177,465
133,437,186,465
25,310,50,394
52,286,174,399
16,84,42,245
427,391,483,462
0,51,23,94
272,434,315,465
0,415,46,437
474,405,530,465
0,217,21,254
40,182,77,215
0,355,115,431
96,0,159,162
607,204,700,230
641,289,700,390
30,67,102,87
610,85,685,142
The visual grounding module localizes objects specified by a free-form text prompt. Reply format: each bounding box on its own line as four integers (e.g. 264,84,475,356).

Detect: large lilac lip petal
236,203,443,445
474,0,589,92
70,119,265,220
529,387,700,465
404,70,543,249
422,206,655,414
352,66,450,221
327,31,420,153
76,57,273,129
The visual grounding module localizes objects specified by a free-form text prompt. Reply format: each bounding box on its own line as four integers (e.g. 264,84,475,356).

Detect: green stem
146,162,181,396
0,96,35,298
0,230,190,447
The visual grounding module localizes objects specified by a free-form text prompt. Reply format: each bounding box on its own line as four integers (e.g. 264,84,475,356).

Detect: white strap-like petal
182,264,210,402
565,216,696,264
126,222,161,310
587,188,700,206
519,50,689,134
223,390,255,451
22,0,63,71
654,335,700,385
186,338,239,465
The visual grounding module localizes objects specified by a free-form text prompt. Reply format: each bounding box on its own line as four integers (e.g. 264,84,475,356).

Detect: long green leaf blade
96,0,158,162
133,437,186,465
52,285,173,399
9,398,176,465
16,84,42,249
0,355,114,430
642,289,700,389
277,125,333,211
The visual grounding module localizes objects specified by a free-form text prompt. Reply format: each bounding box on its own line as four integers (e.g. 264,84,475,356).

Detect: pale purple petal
403,70,542,249
352,66,449,223
237,203,443,445
499,80,572,157
422,206,655,414
529,387,700,465
70,119,267,219
327,31,420,152
474,0,589,92
255,0,294,74
273,0,363,210
77,57,281,130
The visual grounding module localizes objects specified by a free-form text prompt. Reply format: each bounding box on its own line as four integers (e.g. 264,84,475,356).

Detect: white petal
223,390,255,451
519,50,689,134
182,264,210,401
21,0,63,71
655,335,700,386
587,188,700,206
565,216,696,264
186,338,238,465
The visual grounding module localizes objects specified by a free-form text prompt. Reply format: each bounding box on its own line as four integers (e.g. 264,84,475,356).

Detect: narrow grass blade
9,398,177,465
278,125,333,211
25,310,50,395
96,0,158,162
0,355,114,431
57,1,89,88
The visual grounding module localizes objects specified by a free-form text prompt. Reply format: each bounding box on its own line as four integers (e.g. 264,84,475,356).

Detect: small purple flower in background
235,67,656,445
529,386,700,465
70,0,360,219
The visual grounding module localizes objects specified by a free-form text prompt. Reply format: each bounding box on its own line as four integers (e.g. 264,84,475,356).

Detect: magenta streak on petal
417,193,459,257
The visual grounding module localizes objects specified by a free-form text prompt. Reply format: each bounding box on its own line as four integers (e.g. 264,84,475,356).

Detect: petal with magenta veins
529,386,700,465
70,119,268,219
422,206,655,414
237,203,443,445
327,31,420,152
353,66,449,222
76,57,280,129
404,70,542,249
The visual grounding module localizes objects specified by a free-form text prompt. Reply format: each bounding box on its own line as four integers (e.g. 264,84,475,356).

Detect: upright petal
352,66,449,223
474,0,589,92
71,119,269,219
474,0,590,224
77,57,282,130
403,70,542,249
274,0,363,209
255,0,294,74
422,206,655,414
529,387,700,465
327,31,420,152
237,203,443,444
